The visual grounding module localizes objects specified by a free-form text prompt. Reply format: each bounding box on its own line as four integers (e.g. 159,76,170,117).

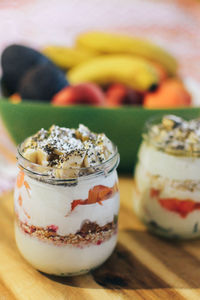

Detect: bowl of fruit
0,31,199,172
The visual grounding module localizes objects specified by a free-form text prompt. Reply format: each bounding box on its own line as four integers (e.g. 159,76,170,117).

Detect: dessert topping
148,115,200,155
21,124,115,178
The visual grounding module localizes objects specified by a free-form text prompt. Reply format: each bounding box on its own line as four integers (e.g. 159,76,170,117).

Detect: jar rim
17,140,120,182
143,114,200,157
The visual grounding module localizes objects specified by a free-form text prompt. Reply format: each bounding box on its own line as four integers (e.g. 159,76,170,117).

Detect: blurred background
1,0,200,81
0,0,200,195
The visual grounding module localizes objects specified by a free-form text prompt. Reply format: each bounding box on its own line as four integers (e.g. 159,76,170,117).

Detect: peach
52,83,105,106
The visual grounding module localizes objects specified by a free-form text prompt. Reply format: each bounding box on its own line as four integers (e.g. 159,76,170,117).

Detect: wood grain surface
1,177,200,300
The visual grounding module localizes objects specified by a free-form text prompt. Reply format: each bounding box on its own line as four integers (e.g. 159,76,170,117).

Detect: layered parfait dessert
134,115,200,239
14,124,119,275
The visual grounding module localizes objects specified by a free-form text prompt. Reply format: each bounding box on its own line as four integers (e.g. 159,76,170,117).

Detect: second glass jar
133,116,200,239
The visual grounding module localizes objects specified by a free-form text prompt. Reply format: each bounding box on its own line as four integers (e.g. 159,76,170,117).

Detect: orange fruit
144,79,191,108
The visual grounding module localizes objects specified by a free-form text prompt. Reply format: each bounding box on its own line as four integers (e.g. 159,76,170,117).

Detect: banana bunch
76,31,177,76
68,55,159,92
42,31,178,93
42,46,97,69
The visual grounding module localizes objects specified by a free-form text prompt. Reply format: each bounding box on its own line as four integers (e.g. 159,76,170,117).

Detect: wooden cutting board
1,176,200,300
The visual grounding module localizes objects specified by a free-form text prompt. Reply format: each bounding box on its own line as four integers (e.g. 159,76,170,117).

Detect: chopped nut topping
148,115,200,156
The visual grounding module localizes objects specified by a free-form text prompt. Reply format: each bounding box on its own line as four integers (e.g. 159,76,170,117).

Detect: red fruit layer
71,182,118,212
150,188,200,218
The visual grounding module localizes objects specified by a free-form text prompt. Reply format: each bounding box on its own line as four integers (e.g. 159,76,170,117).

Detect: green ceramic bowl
0,98,200,173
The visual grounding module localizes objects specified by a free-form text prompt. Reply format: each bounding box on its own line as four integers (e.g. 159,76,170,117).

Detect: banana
36,149,49,166
83,133,114,167
76,31,177,75
68,55,159,92
75,124,92,141
42,46,97,69
83,141,104,168
23,148,49,166
55,150,85,178
95,133,113,159
83,144,97,168
23,148,38,164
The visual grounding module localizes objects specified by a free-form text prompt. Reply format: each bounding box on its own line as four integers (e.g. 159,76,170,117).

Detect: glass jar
14,142,120,276
133,116,200,239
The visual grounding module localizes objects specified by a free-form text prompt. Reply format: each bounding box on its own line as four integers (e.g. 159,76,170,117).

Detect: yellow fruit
23,148,38,164
76,31,178,75
68,55,159,92
42,46,97,69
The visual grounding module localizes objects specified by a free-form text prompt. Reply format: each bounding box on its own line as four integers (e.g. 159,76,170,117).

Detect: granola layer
16,217,118,247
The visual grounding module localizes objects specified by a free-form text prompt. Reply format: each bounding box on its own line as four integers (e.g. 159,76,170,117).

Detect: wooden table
1,177,200,300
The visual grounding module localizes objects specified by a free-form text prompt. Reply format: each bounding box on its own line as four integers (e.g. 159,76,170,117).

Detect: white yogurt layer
15,224,117,275
138,142,200,181
133,181,200,238
135,161,200,203
15,170,119,236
